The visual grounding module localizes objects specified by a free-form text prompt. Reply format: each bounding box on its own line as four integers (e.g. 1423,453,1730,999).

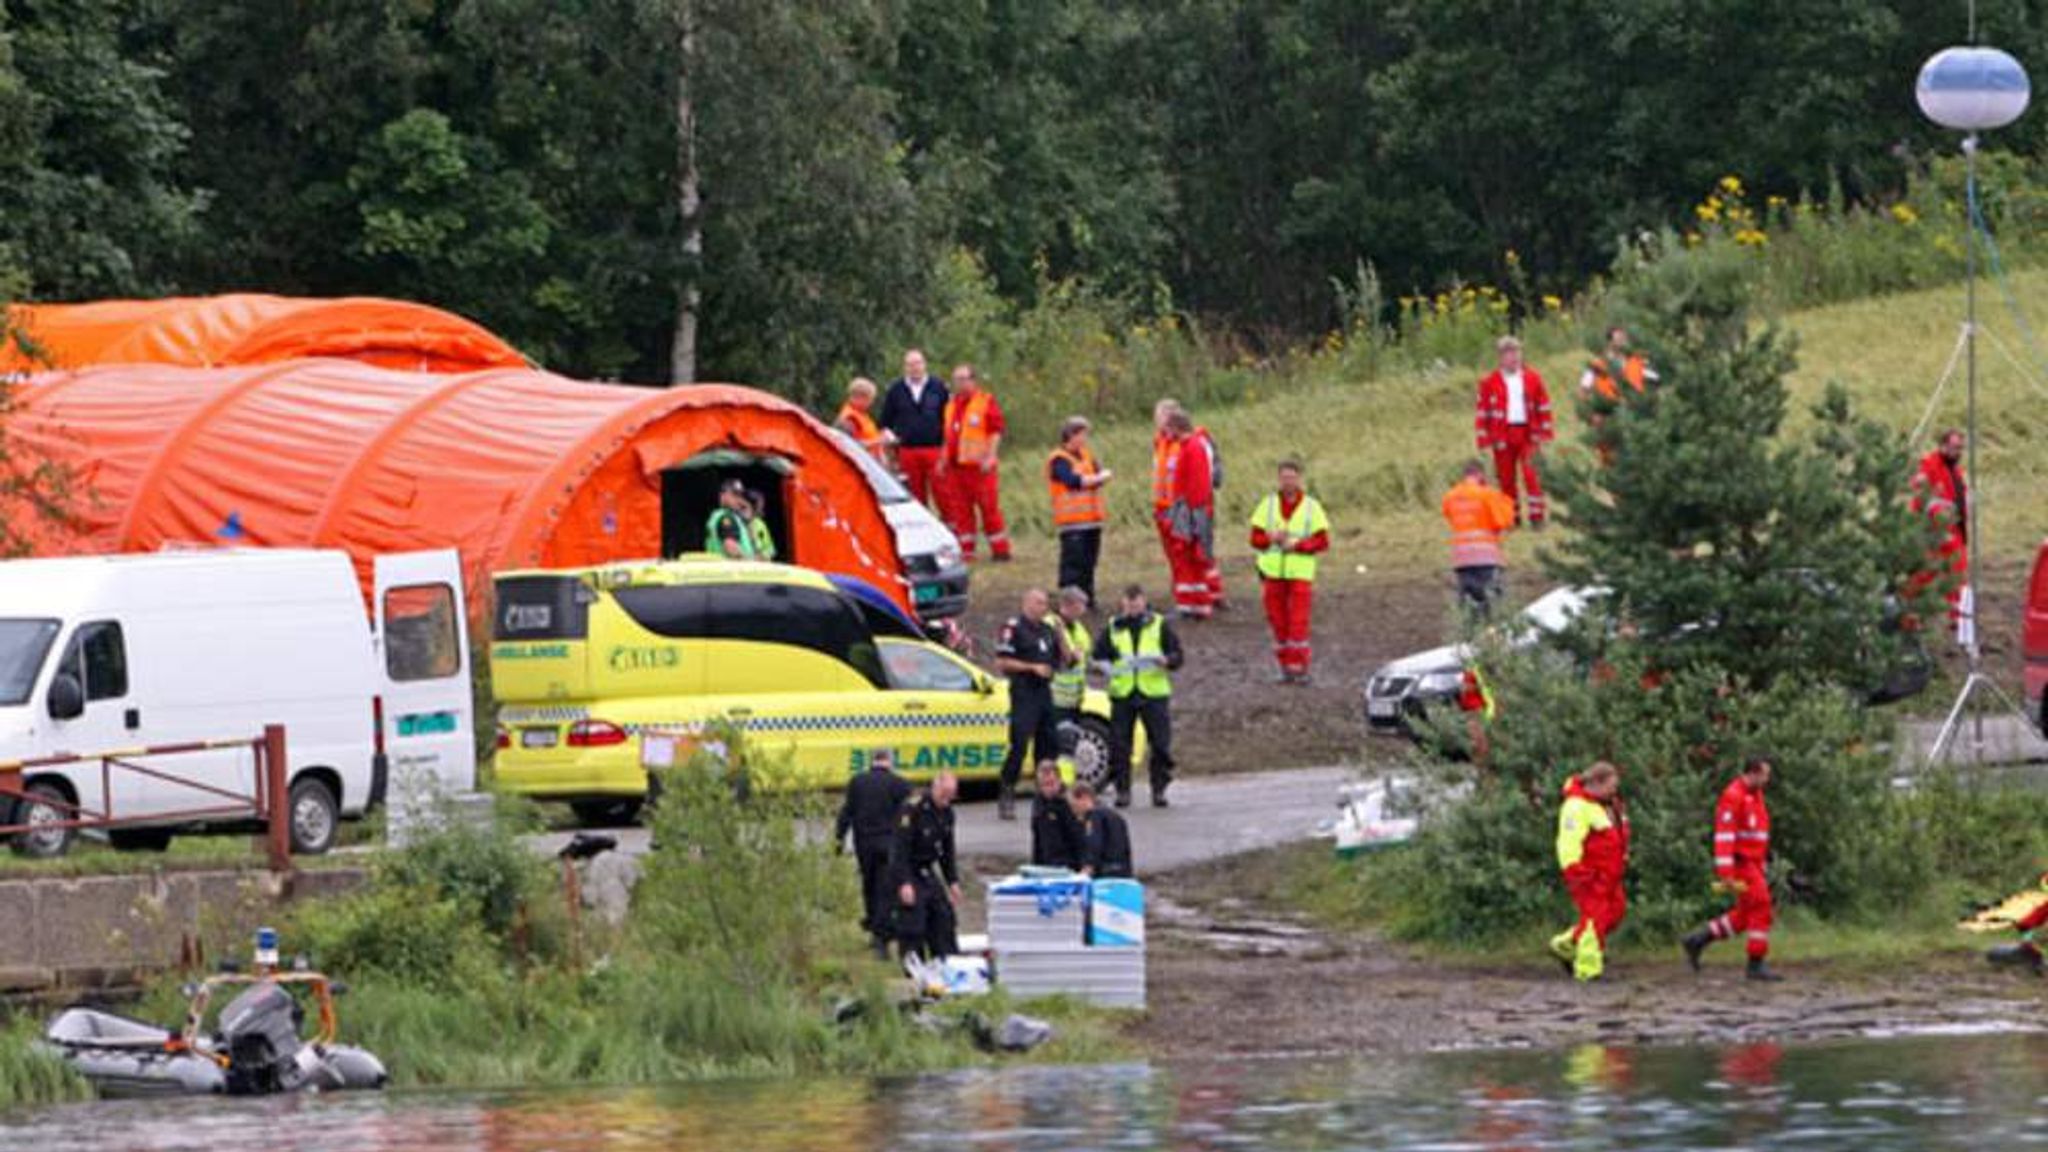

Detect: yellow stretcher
1958,886,2048,933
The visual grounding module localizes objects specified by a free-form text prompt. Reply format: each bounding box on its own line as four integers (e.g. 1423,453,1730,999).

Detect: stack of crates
986,874,1146,1009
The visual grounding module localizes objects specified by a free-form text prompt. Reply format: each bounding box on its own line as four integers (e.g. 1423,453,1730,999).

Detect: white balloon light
1916,46,2031,131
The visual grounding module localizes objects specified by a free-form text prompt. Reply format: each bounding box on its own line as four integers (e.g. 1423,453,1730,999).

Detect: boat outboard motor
215,982,312,1095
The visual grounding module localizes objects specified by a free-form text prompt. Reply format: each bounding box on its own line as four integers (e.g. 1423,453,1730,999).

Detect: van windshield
829,430,912,505
0,620,61,707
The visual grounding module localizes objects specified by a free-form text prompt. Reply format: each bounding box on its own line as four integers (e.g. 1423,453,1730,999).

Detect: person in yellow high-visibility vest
1550,761,1630,983
1091,585,1184,808
1246,459,1330,684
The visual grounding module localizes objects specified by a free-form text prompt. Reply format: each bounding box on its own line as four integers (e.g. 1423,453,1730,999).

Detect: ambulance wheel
571,799,644,829
288,776,340,856
8,780,75,859
1062,718,1115,792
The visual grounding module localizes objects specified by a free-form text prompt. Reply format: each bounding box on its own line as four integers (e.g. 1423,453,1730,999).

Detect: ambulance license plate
521,728,559,749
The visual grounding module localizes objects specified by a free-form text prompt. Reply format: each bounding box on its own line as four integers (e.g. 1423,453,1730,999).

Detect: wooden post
263,724,290,872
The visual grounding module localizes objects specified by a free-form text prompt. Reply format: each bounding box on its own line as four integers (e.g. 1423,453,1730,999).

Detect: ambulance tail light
567,719,629,748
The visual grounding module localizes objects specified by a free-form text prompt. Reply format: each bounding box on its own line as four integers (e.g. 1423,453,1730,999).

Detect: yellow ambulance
489,558,1123,824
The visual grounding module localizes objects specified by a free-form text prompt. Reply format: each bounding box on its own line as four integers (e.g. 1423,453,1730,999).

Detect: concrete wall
0,867,365,996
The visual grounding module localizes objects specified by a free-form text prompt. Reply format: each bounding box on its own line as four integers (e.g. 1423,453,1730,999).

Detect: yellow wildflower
1719,175,1744,196
1541,294,1564,312
1889,203,1920,226
1733,228,1768,247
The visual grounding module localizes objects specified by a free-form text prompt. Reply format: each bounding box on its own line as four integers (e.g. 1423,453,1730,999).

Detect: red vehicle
2027,540,2048,731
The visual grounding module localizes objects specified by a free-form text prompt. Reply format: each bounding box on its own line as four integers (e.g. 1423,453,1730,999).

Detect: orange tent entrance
4,363,908,613
3,295,527,374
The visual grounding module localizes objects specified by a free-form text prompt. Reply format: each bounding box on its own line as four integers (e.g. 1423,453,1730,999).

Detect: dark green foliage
1544,239,1940,697
12,1,2041,386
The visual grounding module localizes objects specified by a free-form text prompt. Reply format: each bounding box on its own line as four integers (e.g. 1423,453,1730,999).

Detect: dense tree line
0,0,2040,394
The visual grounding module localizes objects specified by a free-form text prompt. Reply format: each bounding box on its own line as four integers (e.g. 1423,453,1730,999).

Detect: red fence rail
0,723,291,870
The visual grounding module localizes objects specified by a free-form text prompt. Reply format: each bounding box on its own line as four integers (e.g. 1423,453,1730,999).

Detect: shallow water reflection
7,1031,2043,1150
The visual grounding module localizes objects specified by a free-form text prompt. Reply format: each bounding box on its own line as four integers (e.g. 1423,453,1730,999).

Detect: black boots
1746,957,1784,982
1681,929,1712,972
997,792,1016,821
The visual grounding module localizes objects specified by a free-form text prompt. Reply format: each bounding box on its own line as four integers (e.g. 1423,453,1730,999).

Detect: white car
829,430,969,620
0,549,475,857
1362,587,1594,735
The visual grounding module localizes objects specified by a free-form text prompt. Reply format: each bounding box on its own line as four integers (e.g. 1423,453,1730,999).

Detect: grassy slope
992,269,2048,664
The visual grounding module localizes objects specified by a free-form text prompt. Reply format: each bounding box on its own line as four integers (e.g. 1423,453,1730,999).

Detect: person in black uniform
888,771,962,960
833,747,911,957
1072,783,1133,878
1029,760,1085,870
1092,585,1185,808
994,587,1062,821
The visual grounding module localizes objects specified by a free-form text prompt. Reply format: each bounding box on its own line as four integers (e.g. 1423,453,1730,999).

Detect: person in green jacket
746,488,777,561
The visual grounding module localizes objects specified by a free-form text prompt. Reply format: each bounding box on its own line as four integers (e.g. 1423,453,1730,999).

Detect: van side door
373,551,477,814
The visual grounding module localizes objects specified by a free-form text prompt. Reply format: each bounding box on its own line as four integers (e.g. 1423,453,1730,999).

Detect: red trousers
1162,520,1213,618
898,446,942,508
1492,424,1545,524
1261,578,1314,674
940,465,1010,560
1710,864,1773,959
1566,875,1627,948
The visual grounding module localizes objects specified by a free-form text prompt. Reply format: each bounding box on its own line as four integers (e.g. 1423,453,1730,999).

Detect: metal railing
0,725,291,869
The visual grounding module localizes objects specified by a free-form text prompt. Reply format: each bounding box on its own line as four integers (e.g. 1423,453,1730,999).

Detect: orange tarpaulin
3,295,527,374
4,363,908,614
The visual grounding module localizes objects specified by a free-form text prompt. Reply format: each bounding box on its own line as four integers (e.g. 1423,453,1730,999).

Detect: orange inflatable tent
3,295,527,374
5,363,908,613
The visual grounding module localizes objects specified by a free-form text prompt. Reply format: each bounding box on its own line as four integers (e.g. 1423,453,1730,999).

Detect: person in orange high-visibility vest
1441,460,1518,617
1151,397,1183,587
1682,757,1784,982
1579,327,1657,467
1578,326,1658,402
1046,416,1113,606
938,363,1011,562
834,377,888,463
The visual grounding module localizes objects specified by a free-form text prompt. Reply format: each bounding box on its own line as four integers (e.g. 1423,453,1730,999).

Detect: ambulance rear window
495,576,591,641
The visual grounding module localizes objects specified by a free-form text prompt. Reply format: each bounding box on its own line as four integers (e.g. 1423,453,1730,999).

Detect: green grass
993,270,2048,589
1266,840,2008,975
0,1021,89,1112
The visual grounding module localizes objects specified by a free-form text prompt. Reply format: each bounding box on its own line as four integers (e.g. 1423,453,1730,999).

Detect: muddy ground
959,539,1465,775
1124,844,2046,1055
956,536,2035,777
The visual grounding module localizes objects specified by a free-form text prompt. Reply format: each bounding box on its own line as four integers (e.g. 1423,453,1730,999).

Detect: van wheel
9,781,75,859
1062,718,1116,792
288,777,340,856
108,829,175,853
570,799,643,829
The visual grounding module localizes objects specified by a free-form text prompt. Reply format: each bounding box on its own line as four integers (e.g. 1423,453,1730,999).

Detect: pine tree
1543,238,1940,700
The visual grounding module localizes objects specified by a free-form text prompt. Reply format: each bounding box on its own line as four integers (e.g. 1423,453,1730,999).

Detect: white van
828,429,969,619
0,549,475,858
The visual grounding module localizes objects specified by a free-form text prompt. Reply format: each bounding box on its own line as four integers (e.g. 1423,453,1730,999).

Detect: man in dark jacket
834,747,911,957
1072,783,1133,878
1029,760,1085,870
1091,584,1185,808
888,771,961,960
877,348,950,507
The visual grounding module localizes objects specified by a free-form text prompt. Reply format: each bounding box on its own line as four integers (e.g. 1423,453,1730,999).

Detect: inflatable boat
44,968,386,1098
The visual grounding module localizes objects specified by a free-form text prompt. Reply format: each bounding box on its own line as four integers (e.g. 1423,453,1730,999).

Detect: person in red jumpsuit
1682,757,1784,981
1549,762,1629,982
1162,410,1215,620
